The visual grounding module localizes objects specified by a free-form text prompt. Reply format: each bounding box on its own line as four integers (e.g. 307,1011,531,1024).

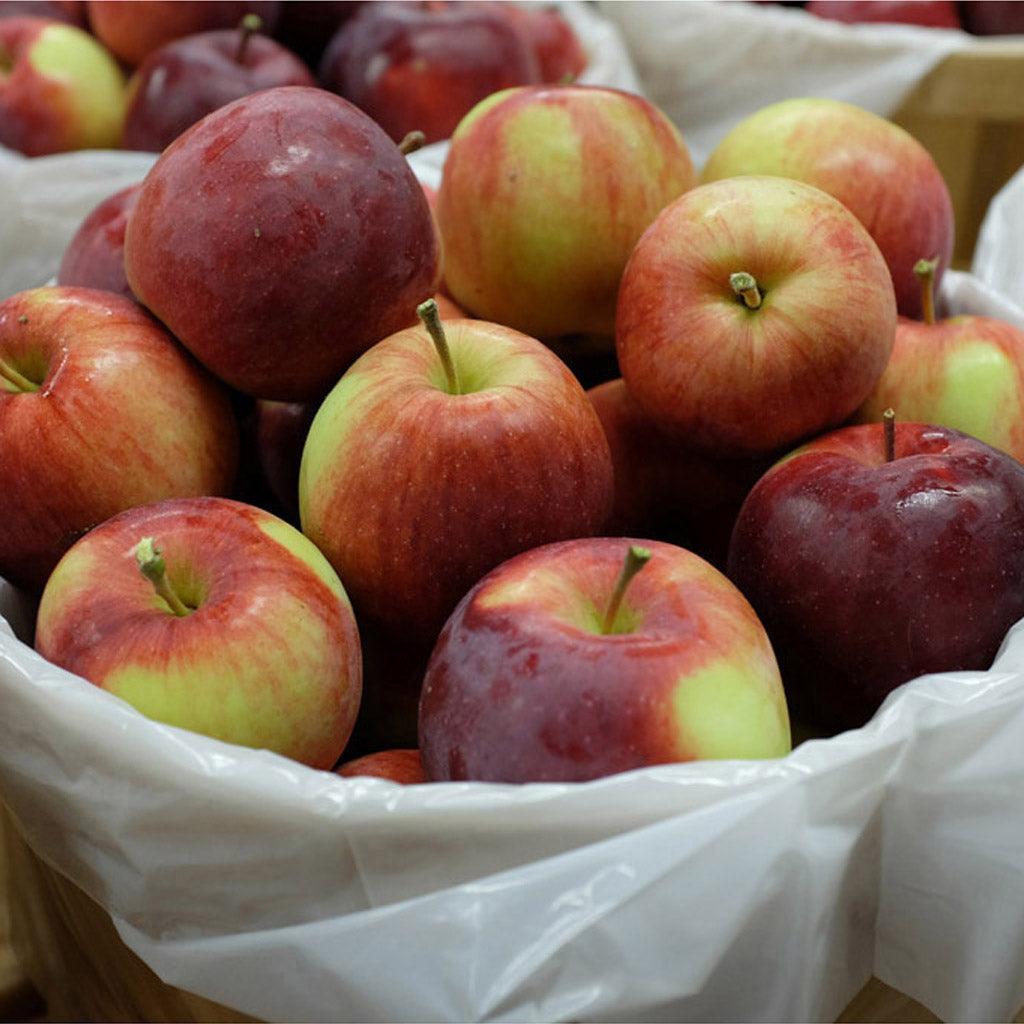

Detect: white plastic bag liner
973,164,1024,311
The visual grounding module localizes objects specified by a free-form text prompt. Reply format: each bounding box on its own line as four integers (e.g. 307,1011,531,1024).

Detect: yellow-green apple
856,258,1024,462
419,539,791,783
616,176,897,456
124,86,439,401
121,17,315,154
437,83,696,341
0,16,125,156
86,0,280,67
0,287,238,593
728,419,1024,733
56,182,140,301
336,748,425,784
701,98,954,320
35,496,361,769
299,303,614,643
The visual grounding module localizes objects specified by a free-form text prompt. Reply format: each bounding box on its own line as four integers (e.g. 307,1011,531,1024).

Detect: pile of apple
767,0,1024,33
5,31,1024,788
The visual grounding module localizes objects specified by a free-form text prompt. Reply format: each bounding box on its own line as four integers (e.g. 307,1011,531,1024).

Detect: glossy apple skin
35,497,361,769
336,748,425,783
728,422,1024,732
299,318,614,643
0,288,239,593
419,537,791,783
962,1,1024,34
701,99,954,320
86,0,281,67
805,0,961,27
0,2,85,26
122,29,314,154
616,176,897,456
56,183,140,301
857,315,1024,462
501,4,587,83
124,86,439,402
438,84,695,340
0,16,125,156
319,1,541,146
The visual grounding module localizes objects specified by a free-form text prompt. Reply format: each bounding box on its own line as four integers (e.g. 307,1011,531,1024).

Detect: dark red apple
961,2,1024,34
805,0,961,28
0,1,85,25
254,399,315,517
336,748,425,784
728,420,1024,733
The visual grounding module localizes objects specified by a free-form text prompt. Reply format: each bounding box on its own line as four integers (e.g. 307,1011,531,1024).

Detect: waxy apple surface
336,748,425,784
728,422,1024,732
0,287,238,592
419,538,791,783
616,176,897,456
36,497,361,769
124,86,439,401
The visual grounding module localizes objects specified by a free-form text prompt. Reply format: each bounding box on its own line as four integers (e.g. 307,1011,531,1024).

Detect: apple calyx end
398,130,426,156
601,544,652,635
135,537,191,617
730,272,762,310
417,298,461,395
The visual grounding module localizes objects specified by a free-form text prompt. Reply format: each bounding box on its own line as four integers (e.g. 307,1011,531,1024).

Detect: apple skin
616,176,897,456
501,4,587,84
804,0,961,27
56,183,141,301
961,2,1024,34
701,99,954,320
35,496,361,770
0,287,239,593
0,16,125,156
319,1,542,146
299,317,615,643
728,421,1024,733
336,748,425,784
419,537,791,784
123,86,440,402
857,315,1024,462
121,27,315,154
86,0,281,67
437,84,696,341
0,2,85,26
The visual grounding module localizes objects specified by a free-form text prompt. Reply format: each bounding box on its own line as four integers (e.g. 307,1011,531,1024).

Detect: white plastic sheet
973,164,1024,311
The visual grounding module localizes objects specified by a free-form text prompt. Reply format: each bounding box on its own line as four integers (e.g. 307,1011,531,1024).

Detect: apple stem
0,357,39,393
601,545,652,635
730,272,762,310
398,130,426,156
417,298,460,395
135,537,191,617
235,13,262,63
883,408,896,463
914,257,939,325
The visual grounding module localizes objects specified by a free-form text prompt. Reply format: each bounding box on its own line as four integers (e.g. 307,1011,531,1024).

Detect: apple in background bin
438,84,696,341
121,16,315,154
501,4,587,83
419,538,791,783
0,16,125,156
124,86,439,402
57,183,141,301
319,1,542,146
0,287,239,593
336,748,425,784
728,418,1024,733
0,1,85,26
35,497,361,770
804,0,962,28
701,98,955,320
616,176,897,457
961,2,1024,34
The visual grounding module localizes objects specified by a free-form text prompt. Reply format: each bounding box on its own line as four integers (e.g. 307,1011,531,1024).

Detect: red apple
0,15,125,156
0,287,238,593
123,86,440,402
253,399,316,518
616,176,897,456
419,538,791,783
56,183,141,301
86,0,280,67
299,305,614,643
121,18,315,154
35,496,361,769
0,1,85,26
701,98,955,320
319,1,542,146
501,3,587,83
961,2,1024,34
728,419,1024,732
336,748,425,784
805,0,961,28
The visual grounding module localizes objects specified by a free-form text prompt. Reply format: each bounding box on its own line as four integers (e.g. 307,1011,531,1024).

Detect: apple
728,418,1024,733
500,4,587,83
701,98,955,320
0,16,125,156
274,1,359,69
804,0,961,28
319,1,542,146
0,287,238,593
616,176,897,456
299,302,614,643
961,2,1024,34
56,183,141,301
86,0,281,67
123,85,439,402
419,538,791,783
35,496,361,770
336,748,425,784
121,17,315,154
437,83,696,341
857,258,1024,462
0,1,85,26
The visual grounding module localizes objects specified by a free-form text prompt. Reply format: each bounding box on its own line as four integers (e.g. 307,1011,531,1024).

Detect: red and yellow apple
336,748,425,784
